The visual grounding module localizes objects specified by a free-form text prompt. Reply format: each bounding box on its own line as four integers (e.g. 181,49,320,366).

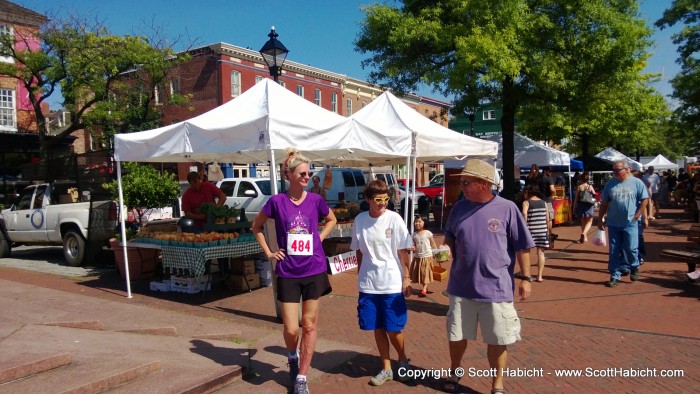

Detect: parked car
216,177,286,222
310,167,366,206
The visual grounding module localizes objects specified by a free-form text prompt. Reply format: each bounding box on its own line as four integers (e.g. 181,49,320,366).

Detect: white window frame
279,81,286,88
483,110,496,120
169,79,180,96
154,84,163,105
0,24,14,64
314,89,321,106
296,85,304,97
346,98,352,115
0,88,17,131
231,70,241,97
331,92,338,113
255,75,264,84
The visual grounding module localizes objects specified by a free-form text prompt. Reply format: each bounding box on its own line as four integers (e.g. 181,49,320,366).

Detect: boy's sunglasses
373,197,391,203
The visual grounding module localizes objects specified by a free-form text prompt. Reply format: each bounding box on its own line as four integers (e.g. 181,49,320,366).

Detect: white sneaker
687,270,700,282
369,369,393,386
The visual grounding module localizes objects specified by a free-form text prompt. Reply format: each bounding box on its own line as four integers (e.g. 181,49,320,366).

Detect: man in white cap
442,159,534,394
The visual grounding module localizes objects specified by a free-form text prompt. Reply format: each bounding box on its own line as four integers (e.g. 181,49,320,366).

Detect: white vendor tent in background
595,147,643,171
643,154,678,170
484,132,572,168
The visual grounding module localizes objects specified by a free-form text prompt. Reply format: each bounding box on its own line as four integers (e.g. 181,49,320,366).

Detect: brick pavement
0,208,698,393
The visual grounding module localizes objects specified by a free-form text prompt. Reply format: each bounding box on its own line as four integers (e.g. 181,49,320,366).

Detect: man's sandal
443,374,461,393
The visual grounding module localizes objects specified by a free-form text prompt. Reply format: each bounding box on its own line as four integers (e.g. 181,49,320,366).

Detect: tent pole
411,155,417,232
116,161,132,298
404,156,410,226
269,149,278,194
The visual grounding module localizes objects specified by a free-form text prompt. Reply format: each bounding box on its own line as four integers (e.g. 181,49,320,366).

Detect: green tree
102,162,180,226
356,0,653,199
656,0,700,153
0,17,187,161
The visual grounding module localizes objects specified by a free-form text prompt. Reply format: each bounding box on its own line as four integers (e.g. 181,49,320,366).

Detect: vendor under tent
643,154,678,171
595,147,643,171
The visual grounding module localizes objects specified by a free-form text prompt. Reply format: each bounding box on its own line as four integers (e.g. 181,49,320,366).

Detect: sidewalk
0,208,698,393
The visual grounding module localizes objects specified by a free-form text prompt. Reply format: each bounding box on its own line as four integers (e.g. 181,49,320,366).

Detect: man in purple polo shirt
442,159,534,394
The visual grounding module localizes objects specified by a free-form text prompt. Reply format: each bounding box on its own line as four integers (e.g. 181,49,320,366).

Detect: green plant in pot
103,162,180,227
103,163,179,280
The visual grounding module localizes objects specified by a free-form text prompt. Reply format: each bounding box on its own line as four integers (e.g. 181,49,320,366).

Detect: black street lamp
259,26,289,83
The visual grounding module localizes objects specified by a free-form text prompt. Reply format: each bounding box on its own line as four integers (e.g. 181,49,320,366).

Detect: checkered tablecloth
161,241,263,276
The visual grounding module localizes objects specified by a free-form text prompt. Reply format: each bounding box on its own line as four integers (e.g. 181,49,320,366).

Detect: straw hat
451,159,498,185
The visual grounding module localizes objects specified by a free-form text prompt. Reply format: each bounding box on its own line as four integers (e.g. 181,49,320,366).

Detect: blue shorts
357,292,407,332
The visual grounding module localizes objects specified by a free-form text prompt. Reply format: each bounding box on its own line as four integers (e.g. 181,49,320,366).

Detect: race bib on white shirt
287,233,313,255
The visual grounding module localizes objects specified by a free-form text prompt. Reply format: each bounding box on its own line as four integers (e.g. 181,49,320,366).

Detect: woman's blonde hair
283,148,310,178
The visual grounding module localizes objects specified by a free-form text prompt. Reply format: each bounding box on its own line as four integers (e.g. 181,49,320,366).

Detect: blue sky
17,0,683,109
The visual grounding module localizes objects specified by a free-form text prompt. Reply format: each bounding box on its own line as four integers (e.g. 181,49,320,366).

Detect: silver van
310,167,366,206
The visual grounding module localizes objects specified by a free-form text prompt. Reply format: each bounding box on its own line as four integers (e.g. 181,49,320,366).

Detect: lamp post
259,26,289,83
260,28,290,320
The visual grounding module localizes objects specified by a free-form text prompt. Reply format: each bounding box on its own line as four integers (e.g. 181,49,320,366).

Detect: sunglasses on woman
373,196,390,203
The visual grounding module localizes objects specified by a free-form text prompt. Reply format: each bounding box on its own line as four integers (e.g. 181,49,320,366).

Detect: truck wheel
0,231,10,258
63,230,86,267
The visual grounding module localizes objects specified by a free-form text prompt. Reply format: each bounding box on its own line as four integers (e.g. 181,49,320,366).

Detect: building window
279,81,286,88
170,79,180,96
255,75,264,84
89,134,99,151
0,24,14,64
314,89,321,106
346,98,352,115
296,85,304,97
231,70,241,97
483,110,496,120
154,84,163,105
331,92,338,113
0,89,16,131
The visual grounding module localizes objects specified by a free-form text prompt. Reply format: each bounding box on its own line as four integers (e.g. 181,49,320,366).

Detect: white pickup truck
0,183,117,266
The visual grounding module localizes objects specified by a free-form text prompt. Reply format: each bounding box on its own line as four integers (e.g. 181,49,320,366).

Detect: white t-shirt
351,210,413,294
643,172,660,194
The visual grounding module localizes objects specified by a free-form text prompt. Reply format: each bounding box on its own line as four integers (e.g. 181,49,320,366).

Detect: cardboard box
227,273,260,292
432,266,448,281
231,259,255,275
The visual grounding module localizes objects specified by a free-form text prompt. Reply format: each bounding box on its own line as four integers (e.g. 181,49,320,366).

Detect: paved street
0,208,698,393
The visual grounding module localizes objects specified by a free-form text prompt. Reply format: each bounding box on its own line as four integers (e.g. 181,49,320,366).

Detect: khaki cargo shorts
446,296,521,345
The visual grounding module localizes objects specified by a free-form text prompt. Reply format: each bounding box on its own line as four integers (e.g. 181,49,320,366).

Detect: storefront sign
327,250,358,275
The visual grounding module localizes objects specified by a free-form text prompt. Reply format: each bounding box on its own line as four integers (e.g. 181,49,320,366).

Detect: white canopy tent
484,132,572,168
350,91,498,227
643,154,678,170
595,147,643,171
114,79,412,166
